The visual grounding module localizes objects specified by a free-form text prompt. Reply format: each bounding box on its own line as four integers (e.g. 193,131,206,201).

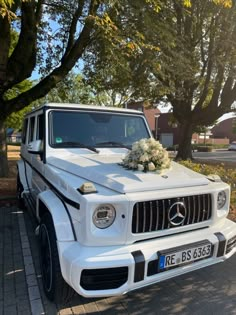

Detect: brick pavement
0,205,44,315
1,204,236,315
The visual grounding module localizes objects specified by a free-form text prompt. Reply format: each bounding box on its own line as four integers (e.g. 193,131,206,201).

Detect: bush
196,146,213,152
179,160,236,205
166,145,178,151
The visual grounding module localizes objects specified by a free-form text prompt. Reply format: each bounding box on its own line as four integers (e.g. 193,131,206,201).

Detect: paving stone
16,298,31,313
22,248,31,257
26,274,38,286
30,299,45,315
3,295,16,307
23,255,33,266
58,308,73,315
21,241,30,249
3,304,17,315
25,263,35,276
28,285,41,301
70,303,86,315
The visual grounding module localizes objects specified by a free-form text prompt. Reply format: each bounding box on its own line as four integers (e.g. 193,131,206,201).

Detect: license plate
159,242,213,271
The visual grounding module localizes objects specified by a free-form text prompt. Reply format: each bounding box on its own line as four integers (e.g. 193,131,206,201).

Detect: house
7,128,22,143
126,102,231,147
211,117,236,143
126,103,178,147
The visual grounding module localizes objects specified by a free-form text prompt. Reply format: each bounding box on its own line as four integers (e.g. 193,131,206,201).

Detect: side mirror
27,140,43,154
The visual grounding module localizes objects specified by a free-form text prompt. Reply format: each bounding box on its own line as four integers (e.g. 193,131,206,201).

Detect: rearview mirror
27,140,42,154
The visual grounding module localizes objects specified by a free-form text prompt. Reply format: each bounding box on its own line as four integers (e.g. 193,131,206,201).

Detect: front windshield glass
49,110,150,148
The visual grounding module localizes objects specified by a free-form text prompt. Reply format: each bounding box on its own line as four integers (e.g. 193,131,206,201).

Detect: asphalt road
193,150,236,163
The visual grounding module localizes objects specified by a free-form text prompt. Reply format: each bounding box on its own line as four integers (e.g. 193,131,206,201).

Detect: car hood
47,153,209,194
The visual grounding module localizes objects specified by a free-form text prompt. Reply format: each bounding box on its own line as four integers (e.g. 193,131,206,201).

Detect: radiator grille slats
132,194,212,234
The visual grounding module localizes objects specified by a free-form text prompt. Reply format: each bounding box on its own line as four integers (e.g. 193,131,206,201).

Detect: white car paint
18,103,236,299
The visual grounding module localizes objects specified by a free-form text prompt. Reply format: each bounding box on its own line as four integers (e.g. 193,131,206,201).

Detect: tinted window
50,110,150,148
37,114,44,140
21,119,28,144
29,116,35,143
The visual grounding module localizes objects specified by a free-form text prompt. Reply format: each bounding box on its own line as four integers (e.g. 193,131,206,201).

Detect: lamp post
155,114,160,140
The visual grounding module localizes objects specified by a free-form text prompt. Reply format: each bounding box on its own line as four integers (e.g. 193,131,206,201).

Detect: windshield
49,110,150,149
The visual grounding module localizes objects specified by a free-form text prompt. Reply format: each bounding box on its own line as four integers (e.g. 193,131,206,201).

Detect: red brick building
127,102,233,147
211,118,236,143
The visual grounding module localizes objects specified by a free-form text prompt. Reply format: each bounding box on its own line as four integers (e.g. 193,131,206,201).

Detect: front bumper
58,219,236,298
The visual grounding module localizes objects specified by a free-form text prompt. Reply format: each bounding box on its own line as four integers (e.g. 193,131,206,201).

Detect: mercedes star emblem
168,201,187,226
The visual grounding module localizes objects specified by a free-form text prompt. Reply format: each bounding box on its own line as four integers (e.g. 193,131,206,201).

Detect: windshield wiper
55,141,99,153
95,141,131,150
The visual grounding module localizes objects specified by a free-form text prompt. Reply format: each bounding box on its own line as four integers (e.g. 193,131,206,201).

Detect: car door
30,113,46,204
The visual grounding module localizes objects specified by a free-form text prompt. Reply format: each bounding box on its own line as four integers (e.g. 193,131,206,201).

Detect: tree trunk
175,122,193,160
0,119,8,178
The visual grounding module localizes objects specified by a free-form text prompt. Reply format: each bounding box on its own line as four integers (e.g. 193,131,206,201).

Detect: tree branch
35,0,44,25
0,15,10,93
4,2,99,116
63,0,85,61
6,0,38,89
194,65,225,123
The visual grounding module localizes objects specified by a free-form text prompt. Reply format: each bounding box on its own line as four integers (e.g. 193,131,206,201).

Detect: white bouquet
121,138,171,172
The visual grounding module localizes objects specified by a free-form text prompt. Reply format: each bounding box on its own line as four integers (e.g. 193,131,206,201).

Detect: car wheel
17,173,25,209
39,213,75,305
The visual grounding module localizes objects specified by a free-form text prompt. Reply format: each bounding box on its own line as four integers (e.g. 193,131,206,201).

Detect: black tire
39,213,75,305
17,173,25,209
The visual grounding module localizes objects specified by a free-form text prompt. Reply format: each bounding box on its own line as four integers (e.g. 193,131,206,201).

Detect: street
193,150,236,163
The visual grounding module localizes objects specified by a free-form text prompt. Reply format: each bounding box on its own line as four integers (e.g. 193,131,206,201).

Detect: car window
28,116,35,143
21,118,28,144
37,114,44,141
49,110,150,148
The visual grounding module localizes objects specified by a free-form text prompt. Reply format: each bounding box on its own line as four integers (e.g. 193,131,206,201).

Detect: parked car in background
228,142,236,151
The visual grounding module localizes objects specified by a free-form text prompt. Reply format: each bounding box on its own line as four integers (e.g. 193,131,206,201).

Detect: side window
37,114,44,141
28,116,35,143
21,119,28,144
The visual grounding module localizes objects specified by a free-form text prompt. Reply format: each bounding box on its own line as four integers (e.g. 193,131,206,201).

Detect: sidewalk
0,205,44,315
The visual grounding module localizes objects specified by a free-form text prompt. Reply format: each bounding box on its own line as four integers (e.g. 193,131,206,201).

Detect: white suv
17,103,236,304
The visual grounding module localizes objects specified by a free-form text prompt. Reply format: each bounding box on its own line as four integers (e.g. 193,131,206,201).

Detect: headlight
217,191,227,209
93,204,116,229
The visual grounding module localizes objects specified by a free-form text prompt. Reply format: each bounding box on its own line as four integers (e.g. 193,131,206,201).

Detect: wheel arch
37,190,75,242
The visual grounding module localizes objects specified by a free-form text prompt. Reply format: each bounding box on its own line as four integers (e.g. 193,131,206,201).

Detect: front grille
80,267,128,290
132,194,212,234
226,235,236,254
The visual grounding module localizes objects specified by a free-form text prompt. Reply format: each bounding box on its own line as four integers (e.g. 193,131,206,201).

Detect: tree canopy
0,0,235,177
84,0,236,159
0,0,152,176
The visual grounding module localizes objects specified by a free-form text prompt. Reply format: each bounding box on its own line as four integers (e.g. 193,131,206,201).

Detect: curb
17,210,45,315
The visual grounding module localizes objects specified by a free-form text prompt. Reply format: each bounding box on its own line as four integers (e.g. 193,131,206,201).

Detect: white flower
140,143,148,151
121,138,170,172
148,162,156,171
139,153,149,162
138,164,144,171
